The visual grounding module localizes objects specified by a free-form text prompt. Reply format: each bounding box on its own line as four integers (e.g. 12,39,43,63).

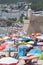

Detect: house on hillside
17,2,27,7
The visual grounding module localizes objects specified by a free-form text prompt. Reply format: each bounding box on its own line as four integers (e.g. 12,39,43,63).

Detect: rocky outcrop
27,15,43,34
23,15,43,35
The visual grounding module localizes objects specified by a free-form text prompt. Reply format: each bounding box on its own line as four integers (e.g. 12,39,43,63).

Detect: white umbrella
3,36,10,40
26,44,33,47
36,36,43,39
5,41,14,44
0,57,18,65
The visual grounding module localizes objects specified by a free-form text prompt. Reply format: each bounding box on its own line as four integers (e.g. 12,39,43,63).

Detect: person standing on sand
33,38,38,46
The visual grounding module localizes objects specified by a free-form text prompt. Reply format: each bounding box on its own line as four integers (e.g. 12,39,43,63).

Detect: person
1,55,6,58
8,49,11,57
14,39,16,44
33,38,38,46
25,60,34,65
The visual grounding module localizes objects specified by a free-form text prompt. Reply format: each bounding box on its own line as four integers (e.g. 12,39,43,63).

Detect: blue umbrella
27,48,43,60
18,45,28,56
21,37,34,42
18,45,28,49
27,48,42,54
3,46,16,51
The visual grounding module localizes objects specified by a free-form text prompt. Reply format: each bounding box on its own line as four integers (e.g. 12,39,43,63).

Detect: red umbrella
0,42,8,50
19,54,39,60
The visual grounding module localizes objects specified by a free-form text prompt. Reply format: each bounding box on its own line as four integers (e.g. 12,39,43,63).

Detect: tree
8,18,17,21
19,14,24,23
24,16,28,20
6,21,12,26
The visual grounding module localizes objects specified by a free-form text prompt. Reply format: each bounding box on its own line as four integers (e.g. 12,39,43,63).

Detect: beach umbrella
21,37,33,42
27,49,42,59
0,57,18,65
3,36,10,40
18,45,28,56
18,45,28,49
0,42,7,50
27,41,34,44
27,48,43,59
26,44,33,48
18,45,33,57
3,45,16,52
27,48,41,55
19,55,39,60
36,35,43,40
27,49,41,56
17,41,28,45
37,42,43,46
36,33,41,36
5,41,14,45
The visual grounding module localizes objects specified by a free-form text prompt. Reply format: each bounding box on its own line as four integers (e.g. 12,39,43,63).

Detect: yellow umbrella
27,41,34,44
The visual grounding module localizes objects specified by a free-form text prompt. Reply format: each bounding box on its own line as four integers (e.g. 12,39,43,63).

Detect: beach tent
0,57,18,65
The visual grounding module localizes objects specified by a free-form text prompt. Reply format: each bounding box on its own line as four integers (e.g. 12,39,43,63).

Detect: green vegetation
24,16,28,20
8,18,17,21
2,10,8,13
19,14,24,23
6,21,12,26
6,18,17,26
29,0,43,11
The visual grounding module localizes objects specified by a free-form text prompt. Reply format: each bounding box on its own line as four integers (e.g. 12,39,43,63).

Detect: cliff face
27,15,43,34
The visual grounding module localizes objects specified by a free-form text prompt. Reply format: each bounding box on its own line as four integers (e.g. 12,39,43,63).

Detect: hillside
0,0,43,11
0,0,28,4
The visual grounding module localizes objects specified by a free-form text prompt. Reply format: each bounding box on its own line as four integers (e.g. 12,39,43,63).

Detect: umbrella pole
8,49,11,57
